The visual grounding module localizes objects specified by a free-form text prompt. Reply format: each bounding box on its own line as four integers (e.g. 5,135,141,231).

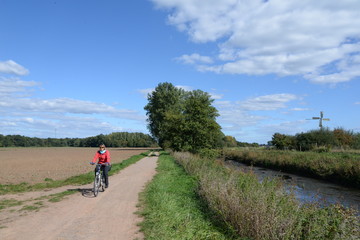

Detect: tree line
270,128,360,151
0,132,158,148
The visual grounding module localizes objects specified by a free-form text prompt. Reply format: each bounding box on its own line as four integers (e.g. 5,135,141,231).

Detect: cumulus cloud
0,77,39,97
238,93,299,111
175,53,213,64
152,0,360,84
213,93,303,142
0,60,29,75
0,71,146,137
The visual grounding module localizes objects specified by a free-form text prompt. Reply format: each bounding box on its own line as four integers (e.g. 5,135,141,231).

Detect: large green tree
144,82,223,152
182,90,222,151
144,82,184,148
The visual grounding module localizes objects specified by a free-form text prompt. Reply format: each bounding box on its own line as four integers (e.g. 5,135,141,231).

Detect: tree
144,83,223,152
333,127,354,149
182,90,222,151
144,82,184,148
223,136,238,147
271,133,295,150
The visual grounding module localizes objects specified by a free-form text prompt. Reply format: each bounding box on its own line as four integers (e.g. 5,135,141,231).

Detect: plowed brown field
0,147,150,184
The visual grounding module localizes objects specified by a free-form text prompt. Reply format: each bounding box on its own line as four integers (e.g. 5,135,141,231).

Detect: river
225,160,360,212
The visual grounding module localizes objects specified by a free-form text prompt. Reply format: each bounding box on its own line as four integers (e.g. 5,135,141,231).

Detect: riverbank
173,151,359,240
223,148,360,189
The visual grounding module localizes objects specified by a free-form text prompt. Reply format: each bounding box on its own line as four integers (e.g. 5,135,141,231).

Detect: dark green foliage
270,128,360,151
271,133,296,150
144,82,223,152
0,132,157,148
144,82,185,149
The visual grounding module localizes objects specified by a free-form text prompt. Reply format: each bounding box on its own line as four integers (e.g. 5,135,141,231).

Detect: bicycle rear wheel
93,175,100,197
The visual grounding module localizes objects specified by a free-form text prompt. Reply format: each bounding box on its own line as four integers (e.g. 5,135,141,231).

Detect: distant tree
271,133,295,150
333,127,354,149
352,133,360,149
223,136,238,147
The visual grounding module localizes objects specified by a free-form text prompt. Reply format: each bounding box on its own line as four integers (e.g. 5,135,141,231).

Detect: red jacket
92,150,111,165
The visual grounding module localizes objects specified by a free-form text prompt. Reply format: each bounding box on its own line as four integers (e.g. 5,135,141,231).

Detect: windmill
308,111,330,129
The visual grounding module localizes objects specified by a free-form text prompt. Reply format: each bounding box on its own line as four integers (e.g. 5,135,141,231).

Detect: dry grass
173,151,359,240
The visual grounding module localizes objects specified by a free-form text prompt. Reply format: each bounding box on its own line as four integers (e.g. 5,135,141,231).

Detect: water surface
225,160,360,211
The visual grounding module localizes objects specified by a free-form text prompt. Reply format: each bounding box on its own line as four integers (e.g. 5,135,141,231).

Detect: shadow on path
66,188,98,198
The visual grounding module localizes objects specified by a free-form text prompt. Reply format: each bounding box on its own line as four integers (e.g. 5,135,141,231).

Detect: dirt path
0,155,158,240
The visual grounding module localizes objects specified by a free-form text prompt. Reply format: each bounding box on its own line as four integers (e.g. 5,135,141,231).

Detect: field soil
0,147,150,184
0,153,158,240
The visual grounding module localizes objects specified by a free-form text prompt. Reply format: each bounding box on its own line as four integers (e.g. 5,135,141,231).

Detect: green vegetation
138,153,240,240
173,152,359,240
271,128,360,151
0,132,157,147
47,190,78,202
223,148,360,188
0,199,23,210
0,152,150,195
19,201,44,211
144,82,226,152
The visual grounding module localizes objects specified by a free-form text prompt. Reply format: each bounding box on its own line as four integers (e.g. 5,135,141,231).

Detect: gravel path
0,155,158,240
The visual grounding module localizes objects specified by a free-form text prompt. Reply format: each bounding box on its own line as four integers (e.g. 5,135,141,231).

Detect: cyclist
90,144,111,188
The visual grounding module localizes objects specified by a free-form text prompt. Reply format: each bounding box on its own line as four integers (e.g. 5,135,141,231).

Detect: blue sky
1,0,359,144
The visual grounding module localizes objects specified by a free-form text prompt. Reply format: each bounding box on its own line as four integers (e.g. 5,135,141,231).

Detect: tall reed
173,152,359,240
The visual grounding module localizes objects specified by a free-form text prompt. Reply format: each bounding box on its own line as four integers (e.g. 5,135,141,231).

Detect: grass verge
0,151,150,195
137,152,241,240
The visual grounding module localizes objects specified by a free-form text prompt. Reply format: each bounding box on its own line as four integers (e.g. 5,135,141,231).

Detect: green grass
0,151,150,195
19,202,44,212
0,199,23,210
137,152,241,240
47,190,78,202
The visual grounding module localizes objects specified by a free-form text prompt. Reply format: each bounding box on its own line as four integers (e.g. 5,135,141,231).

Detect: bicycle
93,164,106,197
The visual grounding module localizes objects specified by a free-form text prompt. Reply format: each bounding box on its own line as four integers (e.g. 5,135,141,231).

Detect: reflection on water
225,160,360,211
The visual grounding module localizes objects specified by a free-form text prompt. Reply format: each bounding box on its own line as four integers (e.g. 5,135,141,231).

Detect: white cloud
152,0,360,84
0,73,146,137
175,85,193,91
0,60,29,75
238,93,299,111
290,107,310,111
209,93,223,100
175,53,213,64
138,88,154,98
0,77,39,97
214,93,304,143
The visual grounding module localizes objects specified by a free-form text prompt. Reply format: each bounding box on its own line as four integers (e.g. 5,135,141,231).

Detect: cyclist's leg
102,165,109,188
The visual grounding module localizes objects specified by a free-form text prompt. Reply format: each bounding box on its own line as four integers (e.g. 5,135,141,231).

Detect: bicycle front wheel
93,175,100,197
